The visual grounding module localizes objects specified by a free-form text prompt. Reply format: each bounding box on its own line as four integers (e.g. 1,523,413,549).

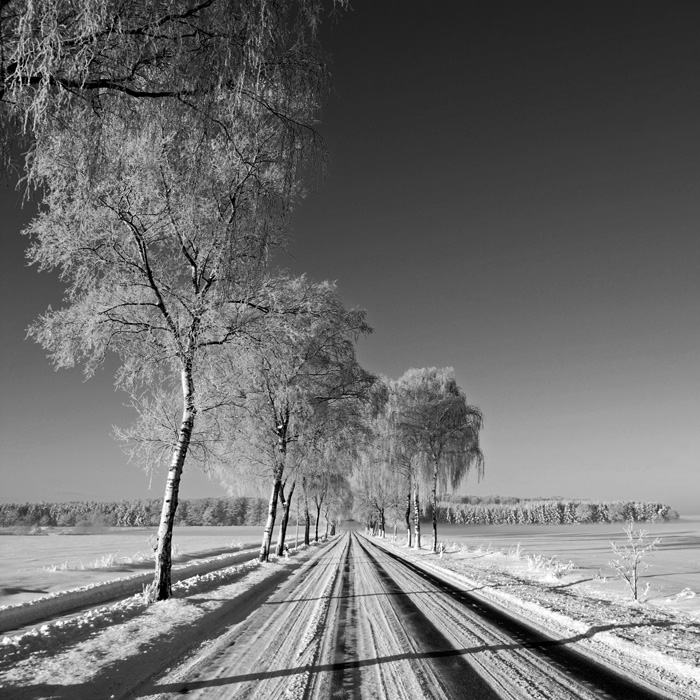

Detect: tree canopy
1,0,335,187
356,368,484,551
3,0,344,601
216,276,376,561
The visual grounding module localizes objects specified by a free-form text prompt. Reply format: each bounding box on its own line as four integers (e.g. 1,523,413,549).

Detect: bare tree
609,521,661,602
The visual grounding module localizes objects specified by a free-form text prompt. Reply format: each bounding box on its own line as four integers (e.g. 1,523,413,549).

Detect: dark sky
1,1,699,512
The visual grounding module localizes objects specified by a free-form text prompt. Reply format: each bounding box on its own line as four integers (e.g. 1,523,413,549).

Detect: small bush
609,521,660,601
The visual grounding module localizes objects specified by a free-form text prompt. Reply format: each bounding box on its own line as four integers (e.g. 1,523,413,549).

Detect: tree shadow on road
5,616,688,699
139,617,688,697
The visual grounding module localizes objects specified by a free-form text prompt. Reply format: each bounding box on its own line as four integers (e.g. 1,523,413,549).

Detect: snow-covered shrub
527,554,574,579
609,521,660,602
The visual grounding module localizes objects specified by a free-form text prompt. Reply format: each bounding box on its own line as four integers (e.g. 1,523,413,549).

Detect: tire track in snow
143,536,348,700
353,533,502,699
328,535,361,699
362,534,671,700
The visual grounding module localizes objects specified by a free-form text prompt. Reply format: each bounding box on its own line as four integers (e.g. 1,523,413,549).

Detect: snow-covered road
137,532,667,700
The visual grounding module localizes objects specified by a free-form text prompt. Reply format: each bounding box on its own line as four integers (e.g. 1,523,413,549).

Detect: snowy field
2,518,699,611
426,515,700,612
0,526,270,608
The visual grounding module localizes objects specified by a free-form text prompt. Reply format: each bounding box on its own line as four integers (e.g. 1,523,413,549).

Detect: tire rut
328,536,362,699
355,534,502,699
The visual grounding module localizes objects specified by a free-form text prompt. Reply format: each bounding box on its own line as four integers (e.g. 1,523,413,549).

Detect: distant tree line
450,495,558,506
438,498,678,525
0,497,278,529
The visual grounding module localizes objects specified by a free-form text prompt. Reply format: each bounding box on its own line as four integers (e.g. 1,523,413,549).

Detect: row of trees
2,2,488,597
1,0,363,601
440,499,678,525
0,497,283,528
352,367,484,553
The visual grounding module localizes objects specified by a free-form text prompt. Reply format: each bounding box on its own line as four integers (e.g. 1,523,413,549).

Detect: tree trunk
260,474,282,562
405,488,412,547
302,476,310,546
274,480,287,555
432,459,439,553
275,480,296,556
314,500,322,542
148,364,196,602
260,422,287,562
379,507,385,538
323,506,330,539
295,508,299,549
304,505,311,545
413,482,421,549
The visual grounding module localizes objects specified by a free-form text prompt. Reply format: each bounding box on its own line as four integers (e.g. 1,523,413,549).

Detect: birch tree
362,376,420,546
385,380,420,546
324,476,353,536
283,396,360,548
217,276,375,562
5,0,339,602
394,368,484,553
353,438,403,539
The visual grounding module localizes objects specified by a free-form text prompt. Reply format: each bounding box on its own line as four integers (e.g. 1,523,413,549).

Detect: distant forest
0,495,679,530
0,497,273,528
439,496,678,525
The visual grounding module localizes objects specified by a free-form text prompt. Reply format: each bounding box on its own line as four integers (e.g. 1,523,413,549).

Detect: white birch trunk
432,460,439,553
259,425,287,562
275,480,295,556
413,482,421,549
405,488,412,547
303,477,311,545
260,474,281,562
148,363,196,602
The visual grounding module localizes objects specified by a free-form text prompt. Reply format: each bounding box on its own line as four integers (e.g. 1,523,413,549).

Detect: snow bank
0,548,257,634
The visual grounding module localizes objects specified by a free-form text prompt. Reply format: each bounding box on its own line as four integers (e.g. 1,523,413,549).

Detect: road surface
138,532,669,700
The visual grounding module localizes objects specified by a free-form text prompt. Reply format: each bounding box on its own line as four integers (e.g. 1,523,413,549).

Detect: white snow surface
1,532,699,699
374,534,700,700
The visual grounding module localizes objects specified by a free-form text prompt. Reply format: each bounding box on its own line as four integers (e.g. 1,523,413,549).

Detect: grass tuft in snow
527,553,575,579
42,544,184,572
508,543,524,559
